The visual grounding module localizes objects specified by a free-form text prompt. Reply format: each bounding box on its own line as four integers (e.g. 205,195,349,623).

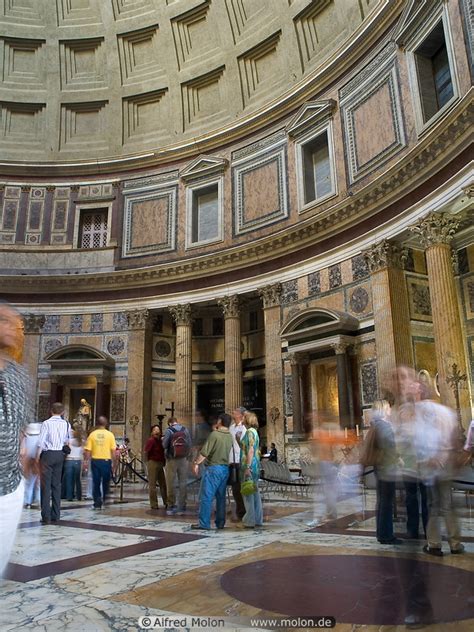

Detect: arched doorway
280,308,360,431
45,344,115,430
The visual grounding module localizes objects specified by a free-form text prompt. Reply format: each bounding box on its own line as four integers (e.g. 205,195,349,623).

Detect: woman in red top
144,425,167,510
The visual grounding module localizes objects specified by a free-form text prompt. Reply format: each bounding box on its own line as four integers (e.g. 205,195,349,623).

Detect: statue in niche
77,398,92,427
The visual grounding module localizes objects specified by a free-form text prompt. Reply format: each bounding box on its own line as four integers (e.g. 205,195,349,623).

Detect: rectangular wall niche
1,37,46,88
122,89,168,145
181,66,225,131
0,101,45,149
117,25,161,85
60,101,108,151
122,186,177,258
2,0,42,25
188,182,221,247
112,0,154,20
56,0,102,27
59,38,105,89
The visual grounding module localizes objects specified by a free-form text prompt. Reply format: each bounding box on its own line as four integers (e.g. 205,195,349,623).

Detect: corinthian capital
23,313,45,334
332,341,349,355
168,304,192,326
363,240,404,273
258,283,282,309
217,295,240,319
409,212,460,248
126,309,150,330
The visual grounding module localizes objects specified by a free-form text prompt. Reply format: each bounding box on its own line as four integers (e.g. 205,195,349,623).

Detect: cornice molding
0,95,471,296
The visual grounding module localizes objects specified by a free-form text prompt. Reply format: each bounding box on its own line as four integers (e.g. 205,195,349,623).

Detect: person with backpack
162,417,191,515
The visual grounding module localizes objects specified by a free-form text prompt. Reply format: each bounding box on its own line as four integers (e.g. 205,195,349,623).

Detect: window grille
80,211,108,249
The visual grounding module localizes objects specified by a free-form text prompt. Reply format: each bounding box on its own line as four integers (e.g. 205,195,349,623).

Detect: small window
78,209,108,249
190,184,220,245
414,21,454,124
301,130,334,206
212,317,223,336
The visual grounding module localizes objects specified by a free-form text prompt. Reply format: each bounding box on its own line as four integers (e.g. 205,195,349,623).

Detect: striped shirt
0,360,30,497
38,416,71,452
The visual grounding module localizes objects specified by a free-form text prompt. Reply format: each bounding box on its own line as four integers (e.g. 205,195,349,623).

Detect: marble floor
1,483,473,632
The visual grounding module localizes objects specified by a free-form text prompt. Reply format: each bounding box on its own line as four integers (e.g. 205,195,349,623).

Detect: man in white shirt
37,402,70,524
229,407,247,521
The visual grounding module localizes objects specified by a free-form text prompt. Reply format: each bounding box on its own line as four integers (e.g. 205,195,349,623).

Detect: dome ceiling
0,0,382,164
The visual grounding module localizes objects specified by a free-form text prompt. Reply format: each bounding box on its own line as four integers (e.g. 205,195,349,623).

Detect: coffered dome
0,0,382,165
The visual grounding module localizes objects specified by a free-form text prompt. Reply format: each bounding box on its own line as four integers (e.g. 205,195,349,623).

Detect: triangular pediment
180,155,228,181
394,0,442,47
286,99,336,138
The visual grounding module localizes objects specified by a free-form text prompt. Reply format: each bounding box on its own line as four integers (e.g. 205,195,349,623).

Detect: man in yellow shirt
84,416,117,509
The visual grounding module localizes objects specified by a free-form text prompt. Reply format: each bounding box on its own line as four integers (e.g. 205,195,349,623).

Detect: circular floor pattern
220,555,474,625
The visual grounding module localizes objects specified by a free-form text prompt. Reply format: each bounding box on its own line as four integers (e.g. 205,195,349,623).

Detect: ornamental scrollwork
258,283,282,309
217,295,240,319
409,212,460,248
168,304,192,326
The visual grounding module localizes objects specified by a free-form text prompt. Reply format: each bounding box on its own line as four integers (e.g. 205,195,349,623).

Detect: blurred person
162,417,191,515
268,442,278,463
144,425,167,510
22,423,41,508
390,366,428,540
37,402,71,524
464,419,474,454
415,388,464,556
191,413,233,530
229,406,247,521
63,428,84,501
84,416,116,509
311,419,343,524
239,411,263,529
0,303,30,577
371,399,402,545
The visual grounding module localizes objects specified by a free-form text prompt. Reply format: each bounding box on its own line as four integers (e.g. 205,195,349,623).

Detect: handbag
359,425,382,467
227,447,238,486
240,479,257,496
62,421,71,455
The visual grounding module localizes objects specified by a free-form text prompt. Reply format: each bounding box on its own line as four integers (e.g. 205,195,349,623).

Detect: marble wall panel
360,361,377,406
462,276,474,320
347,282,372,317
122,186,177,257
407,276,432,322
233,142,288,235
340,45,405,183
413,338,437,375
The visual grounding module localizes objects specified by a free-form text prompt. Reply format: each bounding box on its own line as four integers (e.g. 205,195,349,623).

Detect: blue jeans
91,459,112,508
242,483,263,527
64,460,82,500
198,465,229,529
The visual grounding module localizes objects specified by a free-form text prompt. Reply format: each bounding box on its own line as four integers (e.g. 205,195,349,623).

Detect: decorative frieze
169,304,192,326
23,313,45,334
218,295,240,319
258,283,282,309
409,212,460,248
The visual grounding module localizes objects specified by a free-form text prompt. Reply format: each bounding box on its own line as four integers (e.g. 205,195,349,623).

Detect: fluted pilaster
259,283,284,452
169,304,193,427
410,213,470,421
218,295,242,412
364,240,413,390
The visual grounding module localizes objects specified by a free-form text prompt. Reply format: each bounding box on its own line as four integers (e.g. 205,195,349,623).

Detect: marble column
410,212,470,422
169,304,193,429
288,353,303,435
364,240,413,393
218,295,242,413
258,284,284,453
125,309,152,455
22,314,45,416
333,342,351,428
